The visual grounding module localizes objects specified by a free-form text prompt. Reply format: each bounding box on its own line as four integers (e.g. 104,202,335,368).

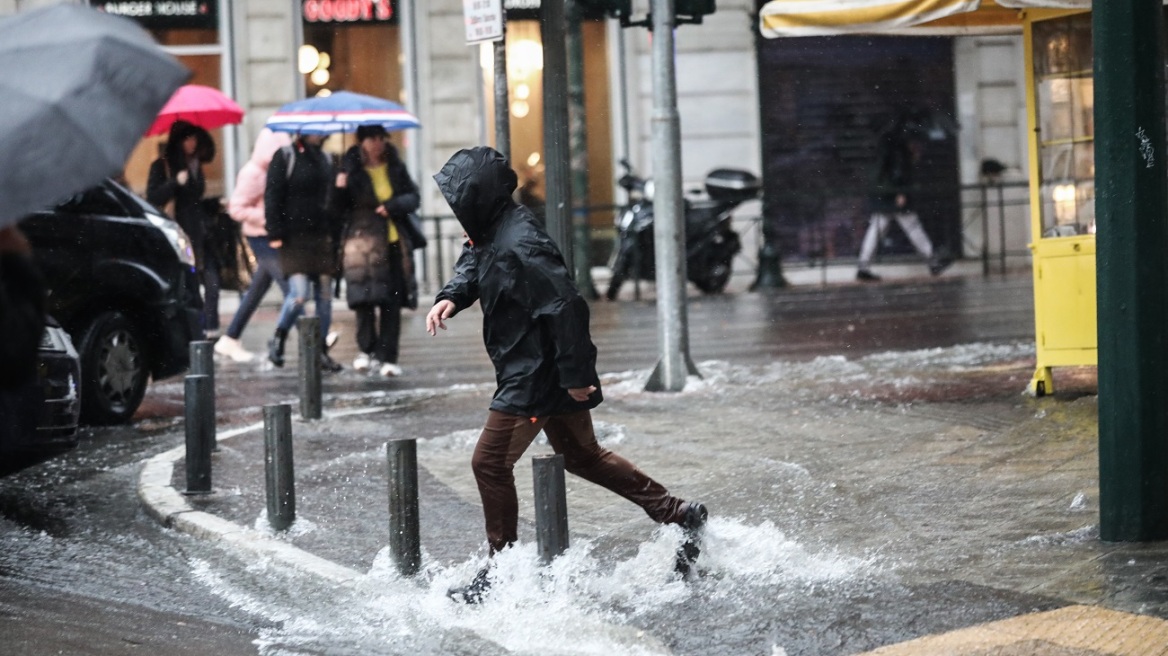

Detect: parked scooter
605,159,757,299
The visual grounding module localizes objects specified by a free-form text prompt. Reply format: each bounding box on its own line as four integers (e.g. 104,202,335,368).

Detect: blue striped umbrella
265,91,420,135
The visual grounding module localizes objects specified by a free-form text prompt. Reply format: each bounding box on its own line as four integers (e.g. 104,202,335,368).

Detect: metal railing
412,181,1032,294
959,180,1032,276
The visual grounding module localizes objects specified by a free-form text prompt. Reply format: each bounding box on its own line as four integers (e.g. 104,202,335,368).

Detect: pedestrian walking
264,133,343,371
147,120,221,334
426,147,707,604
333,125,420,378
213,129,292,363
855,109,952,282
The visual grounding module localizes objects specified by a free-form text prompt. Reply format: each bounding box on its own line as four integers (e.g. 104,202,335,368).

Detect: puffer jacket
433,146,601,417
227,129,290,237
332,142,420,307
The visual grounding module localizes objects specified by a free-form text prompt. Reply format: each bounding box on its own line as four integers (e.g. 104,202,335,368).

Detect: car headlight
40,325,69,352
146,213,196,267
643,179,655,203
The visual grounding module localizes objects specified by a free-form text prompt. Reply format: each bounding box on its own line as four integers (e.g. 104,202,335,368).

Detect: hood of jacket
251,128,291,169
433,146,517,243
227,129,291,234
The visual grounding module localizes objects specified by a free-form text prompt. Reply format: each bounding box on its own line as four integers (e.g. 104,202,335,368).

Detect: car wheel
78,312,148,425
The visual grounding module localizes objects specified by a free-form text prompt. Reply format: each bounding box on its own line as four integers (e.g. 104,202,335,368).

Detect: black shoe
676,541,702,578
680,501,708,533
929,257,953,276
319,352,343,373
856,269,881,282
675,501,708,577
267,335,285,368
447,566,492,604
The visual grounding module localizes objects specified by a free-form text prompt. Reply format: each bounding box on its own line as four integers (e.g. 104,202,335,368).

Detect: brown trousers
472,409,687,553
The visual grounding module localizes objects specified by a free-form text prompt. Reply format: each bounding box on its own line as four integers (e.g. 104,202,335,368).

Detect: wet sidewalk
137,269,1168,655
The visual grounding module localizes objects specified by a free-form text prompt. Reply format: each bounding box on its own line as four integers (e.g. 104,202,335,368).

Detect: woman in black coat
264,133,342,370
332,125,420,377
147,120,218,334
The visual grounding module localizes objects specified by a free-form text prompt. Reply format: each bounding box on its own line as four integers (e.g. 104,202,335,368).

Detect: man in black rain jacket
427,146,706,603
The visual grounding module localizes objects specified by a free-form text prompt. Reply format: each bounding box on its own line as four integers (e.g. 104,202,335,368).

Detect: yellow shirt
366,163,398,243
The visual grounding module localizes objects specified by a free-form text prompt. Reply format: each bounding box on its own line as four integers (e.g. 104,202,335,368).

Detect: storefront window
481,20,547,209
1032,13,1094,237
92,0,225,197
302,24,402,102
479,16,614,229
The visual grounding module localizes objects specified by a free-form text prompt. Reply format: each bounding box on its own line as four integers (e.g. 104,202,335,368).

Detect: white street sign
463,0,504,44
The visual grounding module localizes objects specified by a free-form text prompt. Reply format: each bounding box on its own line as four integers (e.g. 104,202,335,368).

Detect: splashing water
192,517,873,655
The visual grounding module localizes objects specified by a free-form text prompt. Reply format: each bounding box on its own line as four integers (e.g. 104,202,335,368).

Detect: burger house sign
89,0,216,29
302,0,398,23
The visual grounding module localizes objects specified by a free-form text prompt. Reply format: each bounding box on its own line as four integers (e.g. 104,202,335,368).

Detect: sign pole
645,0,699,392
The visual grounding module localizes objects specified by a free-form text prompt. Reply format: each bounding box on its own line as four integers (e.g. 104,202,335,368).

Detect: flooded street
6,272,1155,655
0,426,268,654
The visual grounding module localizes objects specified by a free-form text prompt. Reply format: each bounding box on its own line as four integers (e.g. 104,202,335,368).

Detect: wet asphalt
149,263,1166,654
9,262,1168,654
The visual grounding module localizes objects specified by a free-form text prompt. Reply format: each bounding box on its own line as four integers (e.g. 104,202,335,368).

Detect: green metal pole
749,15,787,292
542,0,574,274
1094,1,1168,541
567,0,597,298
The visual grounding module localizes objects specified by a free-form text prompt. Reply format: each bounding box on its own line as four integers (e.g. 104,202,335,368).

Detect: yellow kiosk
759,1,1099,396
1024,9,1097,396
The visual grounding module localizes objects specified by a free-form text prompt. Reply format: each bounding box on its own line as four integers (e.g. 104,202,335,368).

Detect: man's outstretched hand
567,386,597,402
426,300,456,336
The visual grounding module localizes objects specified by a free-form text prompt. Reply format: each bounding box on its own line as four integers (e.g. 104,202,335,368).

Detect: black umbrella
0,4,189,229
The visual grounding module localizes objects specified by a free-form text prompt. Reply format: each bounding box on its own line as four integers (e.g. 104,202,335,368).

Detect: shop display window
1032,13,1095,238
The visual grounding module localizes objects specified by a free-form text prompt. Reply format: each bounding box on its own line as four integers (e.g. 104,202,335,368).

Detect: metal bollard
183,374,213,494
386,439,421,576
297,316,322,420
189,340,217,450
533,454,569,563
263,404,295,531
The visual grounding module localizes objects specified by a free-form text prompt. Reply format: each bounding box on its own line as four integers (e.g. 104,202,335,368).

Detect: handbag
403,247,419,310
402,212,427,250
405,275,419,311
204,205,254,292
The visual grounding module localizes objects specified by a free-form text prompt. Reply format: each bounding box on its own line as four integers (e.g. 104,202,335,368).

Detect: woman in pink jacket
214,129,292,363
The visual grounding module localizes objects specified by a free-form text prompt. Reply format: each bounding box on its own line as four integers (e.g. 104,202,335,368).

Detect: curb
135,413,382,586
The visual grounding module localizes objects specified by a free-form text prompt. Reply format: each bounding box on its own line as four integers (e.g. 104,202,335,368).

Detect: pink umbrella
146,84,243,136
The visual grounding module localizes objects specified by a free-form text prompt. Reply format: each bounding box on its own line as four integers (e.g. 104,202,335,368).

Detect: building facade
2,0,1031,269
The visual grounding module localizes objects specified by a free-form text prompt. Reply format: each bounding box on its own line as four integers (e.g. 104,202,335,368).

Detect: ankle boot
447,565,493,604
268,329,287,367
319,340,343,373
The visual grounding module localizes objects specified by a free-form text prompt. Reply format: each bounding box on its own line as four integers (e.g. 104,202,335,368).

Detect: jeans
275,272,332,337
225,237,289,340
858,211,935,269
472,409,686,553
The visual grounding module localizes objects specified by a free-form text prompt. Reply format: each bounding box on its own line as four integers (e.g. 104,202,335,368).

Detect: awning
758,0,1087,38
996,1,1089,7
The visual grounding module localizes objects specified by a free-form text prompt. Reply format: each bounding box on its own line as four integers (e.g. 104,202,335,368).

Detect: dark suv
21,180,202,424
